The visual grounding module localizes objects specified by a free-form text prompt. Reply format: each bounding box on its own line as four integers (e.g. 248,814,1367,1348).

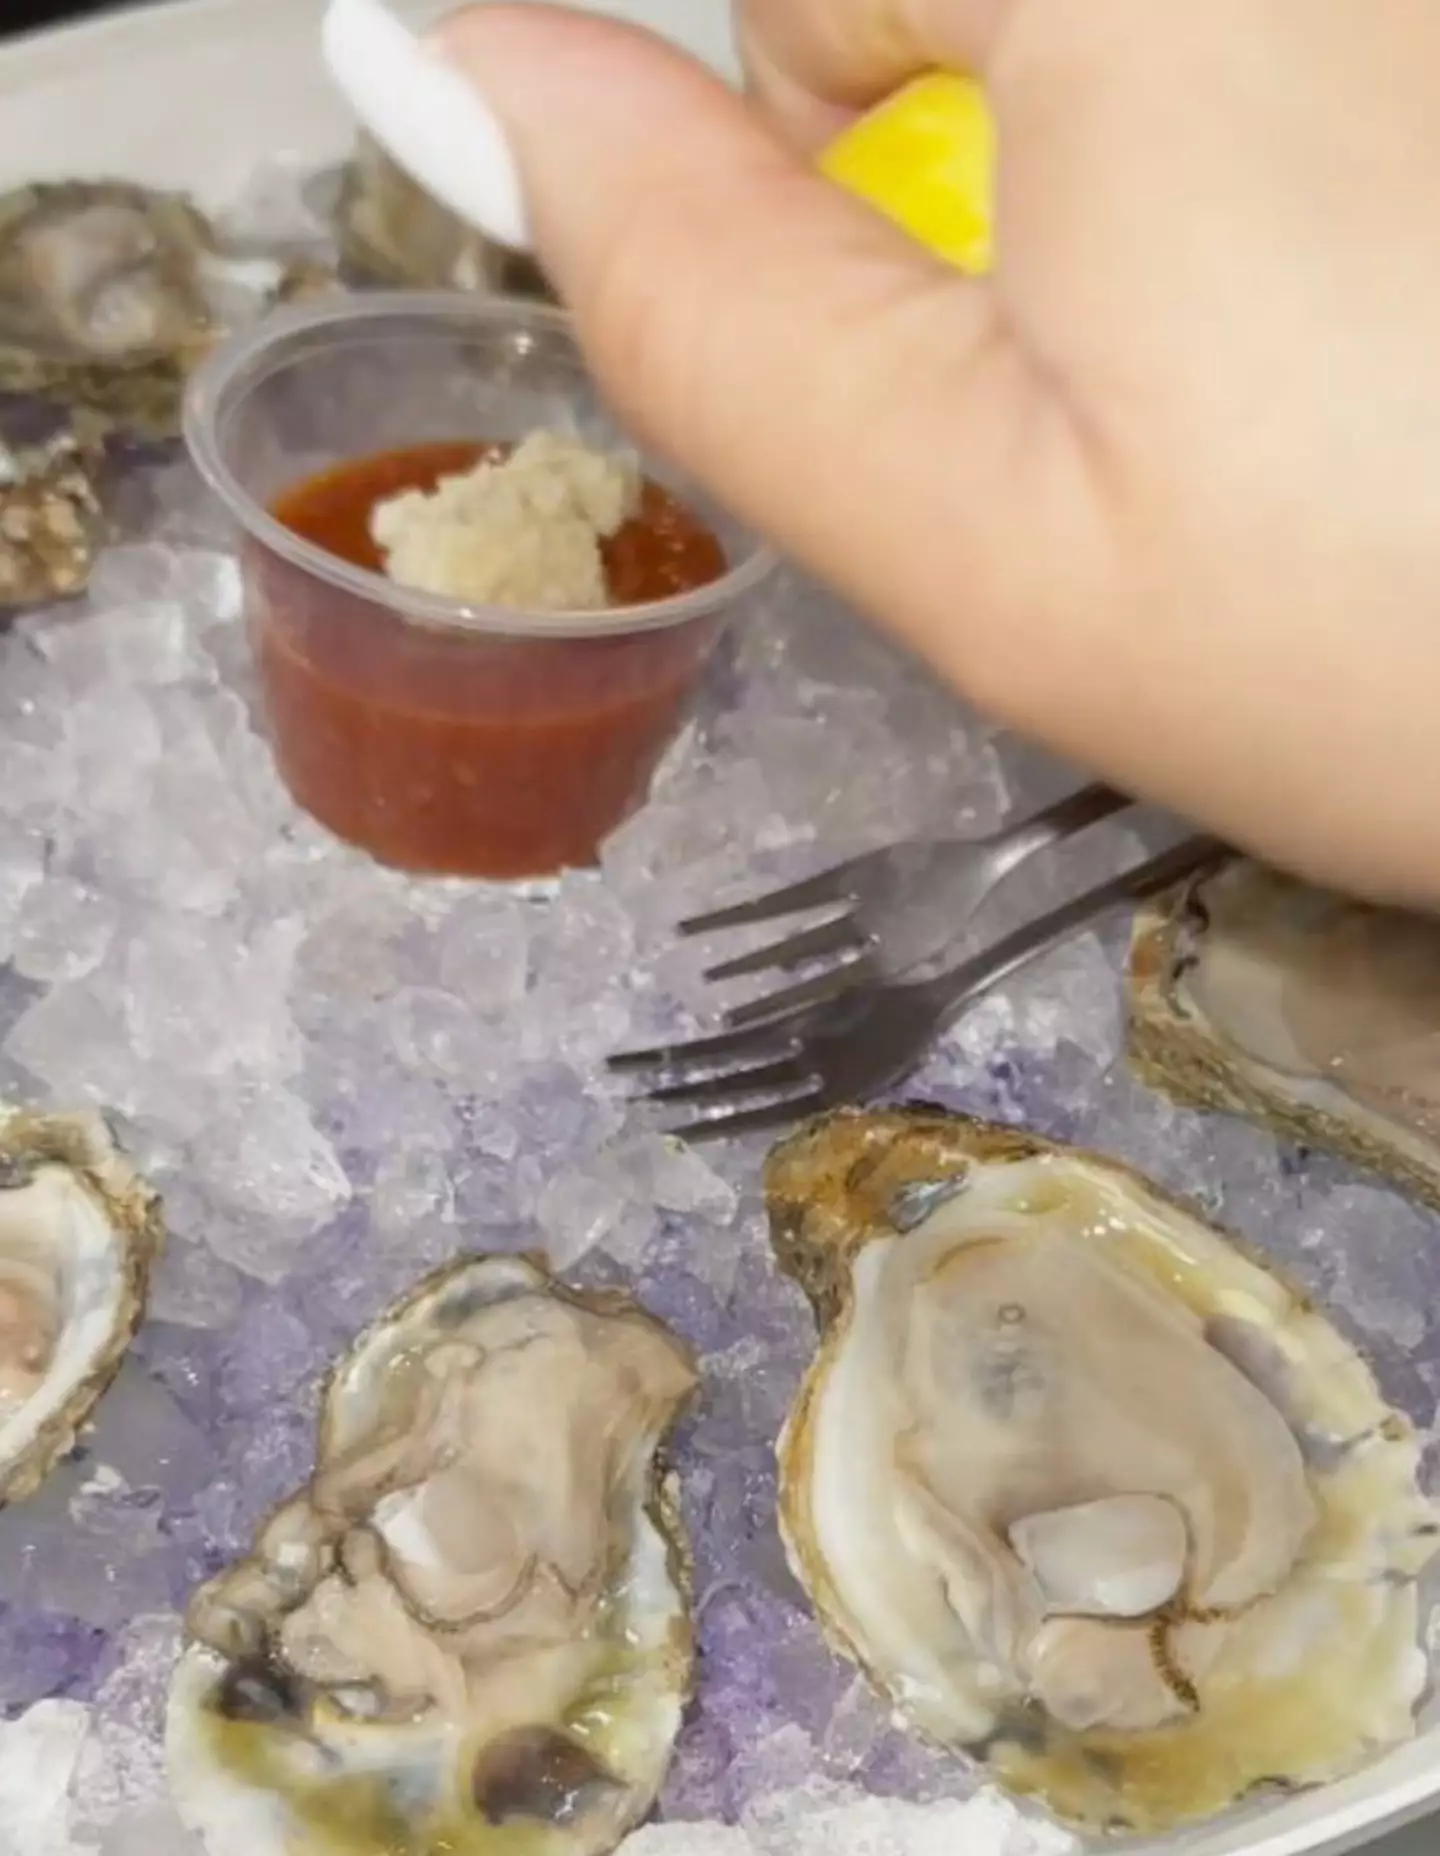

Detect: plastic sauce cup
184,293,774,883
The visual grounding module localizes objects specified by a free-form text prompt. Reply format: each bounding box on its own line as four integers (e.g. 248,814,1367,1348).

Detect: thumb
430,4,1088,710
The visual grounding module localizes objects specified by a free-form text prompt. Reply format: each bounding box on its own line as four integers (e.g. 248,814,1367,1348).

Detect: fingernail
321,0,531,251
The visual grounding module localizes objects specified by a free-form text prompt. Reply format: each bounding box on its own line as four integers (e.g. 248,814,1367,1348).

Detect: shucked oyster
332,136,557,302
0,181,295,437
0,414,108,607
767,1108,1440,1836
1129,860,1440,1213
0,1104,162,1505
167,1254,697,1856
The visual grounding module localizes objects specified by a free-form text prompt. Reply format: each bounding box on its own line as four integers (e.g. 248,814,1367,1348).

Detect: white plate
0,0,739,195
0,3,1435,1852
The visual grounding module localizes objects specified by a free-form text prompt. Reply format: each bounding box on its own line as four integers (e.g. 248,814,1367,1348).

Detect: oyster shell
333,137,557,302
1129,860,1440,1212
0,412,108,607
0,1104,163,1505
167,1253,697,1856
767,1107,1440,1836
0,181,295,437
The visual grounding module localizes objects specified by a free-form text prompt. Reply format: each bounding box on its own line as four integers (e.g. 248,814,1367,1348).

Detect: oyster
0,181,295,437
1129,860,1440,1212
0,1104,162,1505
167,1254,697,1856
767,1107,1440,1836
0,416,107,607
333,136,557,302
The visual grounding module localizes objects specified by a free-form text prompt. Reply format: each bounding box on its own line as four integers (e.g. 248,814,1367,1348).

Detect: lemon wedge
819,71,995,275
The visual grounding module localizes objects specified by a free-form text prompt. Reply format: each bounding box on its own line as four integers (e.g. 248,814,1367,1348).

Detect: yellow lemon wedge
819,71,995,275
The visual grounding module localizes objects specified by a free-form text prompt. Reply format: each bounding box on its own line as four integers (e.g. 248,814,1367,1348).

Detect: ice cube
384,986,498,1086
0,1699,89,1856
84,1362,217,1501
148,1236,246,1332
637,1134,740,1220
0,1604,105,1711
624,1824,746,1856
536,1158,649,1273
216,1300,322,1418
370,1145,457,1239
433,893,530,1011
67,1471,165,1559
35,595,209,689
0,1470,180,1631
1303,1182,1437,1353
92,1803,203,1856
821,1677,897,1778
145,915,302,1080
744,1785,1079,1856
0,820,45,964
73,1613,183,1820
84,543,183,609
200,1083,351,1229
10,875,119,984
5,979,141,1114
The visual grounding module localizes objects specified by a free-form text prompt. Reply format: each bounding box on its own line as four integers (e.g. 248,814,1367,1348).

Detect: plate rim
0,3,1433,1853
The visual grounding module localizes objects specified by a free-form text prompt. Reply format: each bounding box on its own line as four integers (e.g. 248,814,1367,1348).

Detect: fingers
431,5,1092,713
737,0,1010,148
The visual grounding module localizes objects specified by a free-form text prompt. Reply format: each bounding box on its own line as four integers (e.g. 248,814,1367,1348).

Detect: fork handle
987,781,1133,881
928,834,1228,1026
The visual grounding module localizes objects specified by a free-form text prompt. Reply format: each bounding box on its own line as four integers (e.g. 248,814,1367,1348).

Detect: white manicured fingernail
321,0,531,251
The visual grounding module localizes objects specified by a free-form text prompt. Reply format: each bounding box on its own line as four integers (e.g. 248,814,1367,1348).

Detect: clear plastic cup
183,292,774,881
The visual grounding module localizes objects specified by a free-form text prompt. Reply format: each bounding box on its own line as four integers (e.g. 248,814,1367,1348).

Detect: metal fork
678,782,1132,1030
612,835,1226,1142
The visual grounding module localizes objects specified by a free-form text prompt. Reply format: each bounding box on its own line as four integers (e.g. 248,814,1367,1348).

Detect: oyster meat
767,1108,1440,1835
333,137,557,302
0,181,296,437
1129,859,1440,1212
167,1254,697,1856
0,415,107,607
0,1104,162,1505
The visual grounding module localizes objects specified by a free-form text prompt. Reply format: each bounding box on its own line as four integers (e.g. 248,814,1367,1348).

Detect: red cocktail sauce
248,441,727,879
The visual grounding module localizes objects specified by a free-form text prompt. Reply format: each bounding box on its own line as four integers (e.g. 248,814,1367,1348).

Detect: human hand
432,0,1440,906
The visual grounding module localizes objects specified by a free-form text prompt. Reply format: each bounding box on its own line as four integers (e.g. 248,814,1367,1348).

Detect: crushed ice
0,163,1437,1856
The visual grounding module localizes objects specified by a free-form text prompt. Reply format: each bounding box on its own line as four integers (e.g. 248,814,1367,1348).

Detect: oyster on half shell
0,181,298,437
0,1103,162,1505
767,1108,1440,1836
167,1254,698,1856
1129,860,1440,1213
332,137,557,302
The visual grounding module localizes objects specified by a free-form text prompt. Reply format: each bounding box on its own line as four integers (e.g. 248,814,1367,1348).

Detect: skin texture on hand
433,0,1440,907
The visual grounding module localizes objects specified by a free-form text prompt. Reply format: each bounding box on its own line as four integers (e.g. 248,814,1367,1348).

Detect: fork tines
612,833,1227,1143
608,1020,823,1141
677,864,859,939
